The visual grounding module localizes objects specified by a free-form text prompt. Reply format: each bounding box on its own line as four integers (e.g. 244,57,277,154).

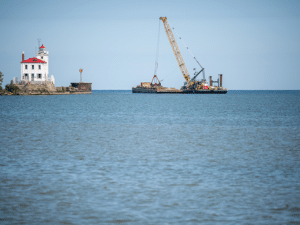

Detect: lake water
0,90,300,224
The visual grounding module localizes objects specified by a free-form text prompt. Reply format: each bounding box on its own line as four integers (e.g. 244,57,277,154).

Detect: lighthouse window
41,56,43,59
25,65,28,69
38,74,42,79
32,65,34,69
39,65,41,70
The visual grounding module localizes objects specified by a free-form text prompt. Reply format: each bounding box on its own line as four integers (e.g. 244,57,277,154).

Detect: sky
0,0,299,90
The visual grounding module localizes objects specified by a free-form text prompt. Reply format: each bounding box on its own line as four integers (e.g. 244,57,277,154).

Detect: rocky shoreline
0,82,92,96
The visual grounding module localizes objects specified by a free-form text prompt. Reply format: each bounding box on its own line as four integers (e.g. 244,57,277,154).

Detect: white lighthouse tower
19,44,55,84
36,44,49,66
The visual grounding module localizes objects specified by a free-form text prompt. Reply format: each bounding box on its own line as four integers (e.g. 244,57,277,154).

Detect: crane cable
154,19,161,75
160,67,178,82
172,27,203,69
154,20,179,82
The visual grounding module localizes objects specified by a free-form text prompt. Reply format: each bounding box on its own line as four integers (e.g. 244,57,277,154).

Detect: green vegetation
0,71,3,91
5,80,20,95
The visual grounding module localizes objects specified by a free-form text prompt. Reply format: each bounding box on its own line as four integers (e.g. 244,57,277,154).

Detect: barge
132,86,227,94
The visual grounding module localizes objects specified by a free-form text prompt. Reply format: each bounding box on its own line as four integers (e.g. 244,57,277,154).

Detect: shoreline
1,81,92,96
0,91,91,96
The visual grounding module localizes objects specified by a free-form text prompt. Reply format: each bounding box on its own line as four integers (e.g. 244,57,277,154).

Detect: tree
5,80,20,95
0,71,3,91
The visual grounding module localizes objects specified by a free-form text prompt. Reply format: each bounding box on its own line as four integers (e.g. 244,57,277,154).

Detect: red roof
21,57,47,64
40,44,45,49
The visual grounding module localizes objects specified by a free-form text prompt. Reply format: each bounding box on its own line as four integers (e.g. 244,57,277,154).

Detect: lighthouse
20,44,55,84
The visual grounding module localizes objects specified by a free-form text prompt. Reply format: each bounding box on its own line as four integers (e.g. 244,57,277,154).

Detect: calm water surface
0,90,300,224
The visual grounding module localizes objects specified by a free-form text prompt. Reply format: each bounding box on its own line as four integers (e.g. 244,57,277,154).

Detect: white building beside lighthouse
18,44,55,84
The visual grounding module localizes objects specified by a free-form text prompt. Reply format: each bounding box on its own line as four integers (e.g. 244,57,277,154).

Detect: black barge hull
132,88,227,94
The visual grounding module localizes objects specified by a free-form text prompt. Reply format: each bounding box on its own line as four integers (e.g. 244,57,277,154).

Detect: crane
159,17,207,90
159,17,190,84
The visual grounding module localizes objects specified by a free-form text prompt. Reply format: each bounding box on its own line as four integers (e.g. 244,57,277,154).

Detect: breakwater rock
1,82,92,95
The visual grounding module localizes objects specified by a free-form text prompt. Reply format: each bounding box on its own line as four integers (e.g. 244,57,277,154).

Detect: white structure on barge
15,44,55,84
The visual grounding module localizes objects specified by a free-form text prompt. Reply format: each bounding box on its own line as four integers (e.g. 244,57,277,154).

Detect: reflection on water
0,90,299,224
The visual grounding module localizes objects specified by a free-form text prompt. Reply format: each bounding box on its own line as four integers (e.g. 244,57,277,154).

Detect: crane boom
159,17,190,83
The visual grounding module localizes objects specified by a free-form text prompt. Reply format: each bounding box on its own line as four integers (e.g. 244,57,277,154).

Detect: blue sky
0,0,299,90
